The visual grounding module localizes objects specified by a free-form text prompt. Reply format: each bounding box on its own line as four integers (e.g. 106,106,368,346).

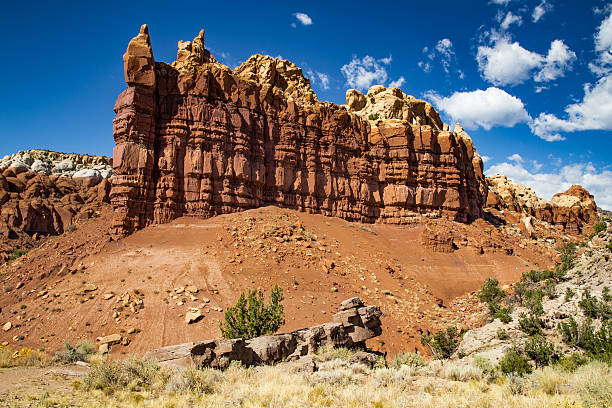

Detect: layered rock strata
143,297,382,368
486,175,598,234
111,25,487,236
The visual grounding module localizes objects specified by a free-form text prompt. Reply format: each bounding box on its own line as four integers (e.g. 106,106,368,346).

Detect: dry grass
0,345,52,368
6,355,609,408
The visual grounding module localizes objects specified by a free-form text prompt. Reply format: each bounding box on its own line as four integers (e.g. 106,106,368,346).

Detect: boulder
143,298,383,368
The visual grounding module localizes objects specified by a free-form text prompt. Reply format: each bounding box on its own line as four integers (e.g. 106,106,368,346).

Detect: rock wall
486,175,598,234
142,297,382,368
111,25,487,236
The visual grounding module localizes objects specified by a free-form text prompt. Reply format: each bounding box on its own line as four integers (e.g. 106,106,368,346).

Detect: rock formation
0,151,112,262
143,297,382,368
486,175,598,234
111,26,487,236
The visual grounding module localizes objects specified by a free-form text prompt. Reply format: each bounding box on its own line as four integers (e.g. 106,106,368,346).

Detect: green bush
557,242,577,274
83,356,164,392
498,347,532,376
558,317,612,362
524,336,561,368
604,287,611,303
7,249,28,262
578,289,611,321
220,285,285,340
593,221,607,234
497,327,508,340
479,277,505,303
421,326,462,359
388,352,426,368
368,113,379,121
518,313,544,336
522,288,545,316
556,352,588,372
56,340,96,363
565,287,575,302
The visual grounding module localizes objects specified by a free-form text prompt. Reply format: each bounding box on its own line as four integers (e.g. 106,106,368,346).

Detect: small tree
421,326,462,359
220,285,285,340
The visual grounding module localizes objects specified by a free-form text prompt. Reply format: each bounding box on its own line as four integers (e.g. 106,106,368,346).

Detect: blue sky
1,0,611,208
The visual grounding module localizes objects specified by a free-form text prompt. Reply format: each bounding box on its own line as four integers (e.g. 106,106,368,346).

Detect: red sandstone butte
110,25,488,237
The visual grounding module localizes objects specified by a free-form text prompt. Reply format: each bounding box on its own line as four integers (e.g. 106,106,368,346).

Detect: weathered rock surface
456,221,611,362
143,297,382,368
0,152,112,262
486,175,598,234
0,150,113,180
111,26,487,237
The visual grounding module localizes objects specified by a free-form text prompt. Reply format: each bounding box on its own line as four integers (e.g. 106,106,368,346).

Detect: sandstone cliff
111,25,487,236
486,175,598,234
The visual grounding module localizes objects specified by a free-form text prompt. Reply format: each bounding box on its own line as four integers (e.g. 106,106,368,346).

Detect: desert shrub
65,224,77,233
388,352,426,368
56,340,96,363
472,355,497,380
607,242,612,252
498,347,532,376
83,356,166,392
524,335,561,368
0,345,51,368
533,365,567,395
368,113,379,121
557,242,577,275
315,345,356,362
522,288,545,316
603,286,611,303
220,285,285,340
7,249,28,262
559,317,612,362
166,366,220,394
578,289,611,321
492,304,513,323
506,373,531,395
593,221,607,234
565,287,575,302
556,352,588,372
421,326,461,359
479,277,505,303
497,327,508,340
518,312,544,336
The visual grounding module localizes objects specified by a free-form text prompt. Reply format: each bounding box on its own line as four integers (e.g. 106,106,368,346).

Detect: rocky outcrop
486,175,598,234
143,297,382,368
0,150,113,181
111,26,487,236
0,153,112,262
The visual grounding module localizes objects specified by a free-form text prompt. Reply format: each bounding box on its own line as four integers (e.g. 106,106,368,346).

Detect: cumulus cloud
424,87,531,130
388,76,406,87
589,10,612,75
477,36,575,86
530,74,612,140
507,153,523,162
499,12,522,31
490,0,511,4
532,1,553,23
340,55,403,90
292,12,313,27
534,39,577,82
418,38,463,78
486,161,612,210
481,155,491,163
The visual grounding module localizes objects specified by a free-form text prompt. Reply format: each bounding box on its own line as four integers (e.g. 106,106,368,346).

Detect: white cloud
490,0,511,4
589,10,612,75
388,76,406,88
481,155,491,163
507,153,523,162
534,39,577,82
500,12,522,31
530,74,612,140
419,38,463,78
477,36,543,85
424,87,531,130
477,36,576,86
532,1,552,23
307,70,330,90
486,161,612,210
293,12,313,26
341,55,393,90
